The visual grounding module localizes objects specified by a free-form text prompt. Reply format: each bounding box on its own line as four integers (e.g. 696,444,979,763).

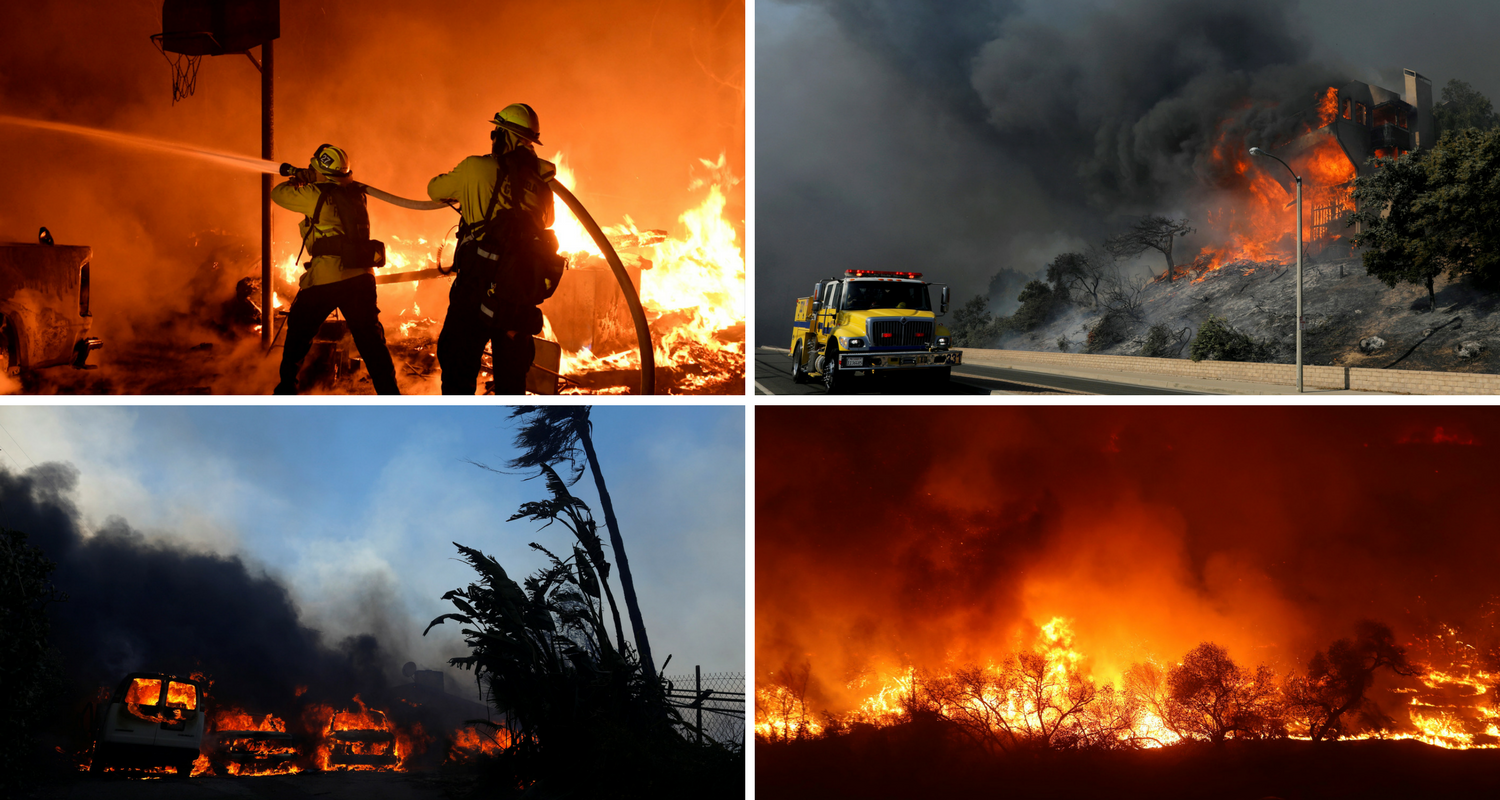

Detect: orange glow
446,725,511,763
293,150,745,394
1189,87,1356,281
125,677,161,705
306,695,427,772
758,615,1499,749
165,681,197,709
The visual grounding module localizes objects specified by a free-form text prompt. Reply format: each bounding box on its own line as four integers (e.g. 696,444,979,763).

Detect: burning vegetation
758,616,1500,751
758,406,1500,795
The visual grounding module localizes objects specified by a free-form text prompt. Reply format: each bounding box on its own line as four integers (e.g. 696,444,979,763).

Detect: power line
0,422,37,468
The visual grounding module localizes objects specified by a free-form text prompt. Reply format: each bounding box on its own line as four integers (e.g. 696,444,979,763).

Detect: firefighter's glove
288,167,318,188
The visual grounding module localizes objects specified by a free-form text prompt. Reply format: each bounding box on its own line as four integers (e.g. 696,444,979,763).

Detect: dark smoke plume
0,462,391,719
755,0,1490,339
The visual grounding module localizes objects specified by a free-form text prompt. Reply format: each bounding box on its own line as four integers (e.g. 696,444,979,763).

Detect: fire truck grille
867,319,934,349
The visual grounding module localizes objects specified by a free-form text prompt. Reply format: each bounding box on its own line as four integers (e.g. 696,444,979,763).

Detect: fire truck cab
90,673,206,776
789,270,961,391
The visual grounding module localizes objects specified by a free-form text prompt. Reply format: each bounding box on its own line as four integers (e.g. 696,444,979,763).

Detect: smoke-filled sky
0,405,744,705
758,405,1498,712
0,0,742,378
755,0,1500,340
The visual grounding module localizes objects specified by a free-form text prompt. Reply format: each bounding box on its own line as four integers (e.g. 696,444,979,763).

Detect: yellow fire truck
789,270,960,391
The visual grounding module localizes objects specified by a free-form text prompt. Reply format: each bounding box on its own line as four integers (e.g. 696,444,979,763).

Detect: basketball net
150,34,203,104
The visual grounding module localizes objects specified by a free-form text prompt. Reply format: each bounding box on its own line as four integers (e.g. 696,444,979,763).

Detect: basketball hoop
150,32,213,103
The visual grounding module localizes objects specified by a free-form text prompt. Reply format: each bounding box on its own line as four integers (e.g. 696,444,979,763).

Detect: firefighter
271,144,401,395
427,103,558,395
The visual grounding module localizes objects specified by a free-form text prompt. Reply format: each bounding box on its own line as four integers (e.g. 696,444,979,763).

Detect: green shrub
1139,323,1182,358
1085,309,1132,353
1189,315,1278,362
1012,280,1062,331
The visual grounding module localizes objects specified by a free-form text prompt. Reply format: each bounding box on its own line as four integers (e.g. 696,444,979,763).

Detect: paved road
753,349,1192,395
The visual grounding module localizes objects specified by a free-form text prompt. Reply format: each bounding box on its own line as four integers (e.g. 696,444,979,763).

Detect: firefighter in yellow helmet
271,144,401,395
427,103,563,394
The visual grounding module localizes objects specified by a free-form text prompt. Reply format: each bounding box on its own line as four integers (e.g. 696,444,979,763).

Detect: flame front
758,616,1500,750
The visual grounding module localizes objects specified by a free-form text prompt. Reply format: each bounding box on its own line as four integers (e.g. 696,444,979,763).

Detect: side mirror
940,286,950,315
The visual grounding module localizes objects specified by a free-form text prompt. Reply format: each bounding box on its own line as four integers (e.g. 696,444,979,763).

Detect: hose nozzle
278,162,297,177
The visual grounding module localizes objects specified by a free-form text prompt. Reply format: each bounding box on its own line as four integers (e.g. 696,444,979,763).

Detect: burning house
1267,68,1434,254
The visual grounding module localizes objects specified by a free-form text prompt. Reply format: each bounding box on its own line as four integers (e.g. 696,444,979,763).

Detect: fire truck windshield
842,281,931,312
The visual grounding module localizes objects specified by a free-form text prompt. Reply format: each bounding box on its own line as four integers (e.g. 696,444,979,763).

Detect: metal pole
696,666,703,745
1295,175,1303,393
261,41,274,349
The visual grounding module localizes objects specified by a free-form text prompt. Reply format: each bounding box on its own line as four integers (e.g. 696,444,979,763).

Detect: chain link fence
664,667,744,746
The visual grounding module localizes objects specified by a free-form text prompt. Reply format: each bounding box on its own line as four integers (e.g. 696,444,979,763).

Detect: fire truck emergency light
845,270,923,279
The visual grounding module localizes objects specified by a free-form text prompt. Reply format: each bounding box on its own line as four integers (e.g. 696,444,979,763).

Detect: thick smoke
755,0,1496,340
0,461,394,719
0,1,743,391
757,407,1500,712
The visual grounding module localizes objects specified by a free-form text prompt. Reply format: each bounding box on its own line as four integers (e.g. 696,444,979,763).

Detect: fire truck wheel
790,342,808,384
822,352,842,393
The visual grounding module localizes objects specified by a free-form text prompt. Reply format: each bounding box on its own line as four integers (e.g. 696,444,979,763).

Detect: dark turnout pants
438,296,535,395
276,272,400,395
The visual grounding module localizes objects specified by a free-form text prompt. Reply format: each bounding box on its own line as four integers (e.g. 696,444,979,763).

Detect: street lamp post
1249,147,1303,393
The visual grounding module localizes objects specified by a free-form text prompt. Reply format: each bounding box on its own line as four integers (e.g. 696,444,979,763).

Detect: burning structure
1262,69,1434,256
757,406,1500,796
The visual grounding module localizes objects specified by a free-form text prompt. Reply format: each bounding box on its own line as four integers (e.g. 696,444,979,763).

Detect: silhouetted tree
949,294,996,347
1167,642,1282,744
1123,659,1185,745
1285,621,1417,741
1105,216,1194,283
1012,280,1063,331
1434,78,1500,138
0,527,64,786
1046,250,1111,308
506,406,658,684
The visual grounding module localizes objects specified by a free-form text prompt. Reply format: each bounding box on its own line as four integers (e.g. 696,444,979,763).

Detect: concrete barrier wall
966,349,1500,394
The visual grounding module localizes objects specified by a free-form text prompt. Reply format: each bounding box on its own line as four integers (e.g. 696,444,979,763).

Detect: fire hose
278,164,656,395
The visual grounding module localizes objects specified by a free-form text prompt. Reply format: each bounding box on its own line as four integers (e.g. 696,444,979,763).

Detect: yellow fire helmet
490,103,542,146
309,143,352,179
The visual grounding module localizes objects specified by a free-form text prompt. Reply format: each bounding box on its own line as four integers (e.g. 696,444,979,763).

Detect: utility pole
1250,147,1304,393
260,41,274,349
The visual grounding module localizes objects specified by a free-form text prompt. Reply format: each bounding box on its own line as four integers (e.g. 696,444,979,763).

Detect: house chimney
1404,68,1434,149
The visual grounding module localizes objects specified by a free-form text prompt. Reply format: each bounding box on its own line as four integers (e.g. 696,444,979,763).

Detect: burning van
0,242,102,380
89,673,206,776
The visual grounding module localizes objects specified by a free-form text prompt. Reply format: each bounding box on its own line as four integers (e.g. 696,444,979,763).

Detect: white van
90,673,206,776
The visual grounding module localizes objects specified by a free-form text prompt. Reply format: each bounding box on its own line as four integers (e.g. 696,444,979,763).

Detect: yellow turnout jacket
271,181,373,289
426,154,556,238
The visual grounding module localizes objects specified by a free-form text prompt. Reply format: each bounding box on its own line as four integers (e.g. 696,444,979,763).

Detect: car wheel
790,342,808,384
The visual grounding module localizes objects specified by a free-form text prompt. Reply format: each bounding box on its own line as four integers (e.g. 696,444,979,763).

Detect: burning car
89,673,206,776
0,242,102,380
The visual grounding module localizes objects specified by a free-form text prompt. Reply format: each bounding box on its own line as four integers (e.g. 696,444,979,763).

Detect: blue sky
0,405,745,683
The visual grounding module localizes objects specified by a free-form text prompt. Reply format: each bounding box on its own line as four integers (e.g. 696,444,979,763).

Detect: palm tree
506,406,658,684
